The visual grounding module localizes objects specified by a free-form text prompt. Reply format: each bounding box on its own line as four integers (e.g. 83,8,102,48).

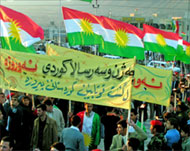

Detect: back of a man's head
168,117,178,129
71,115,81,127
42,99,53,106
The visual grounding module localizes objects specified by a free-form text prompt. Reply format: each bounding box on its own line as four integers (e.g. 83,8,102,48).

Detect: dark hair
153,125,164,133
51,142,65,151
1,136,15,148
117,120,127,128
36,103,46,111
168,117,178,129
128,138,140,150
181,125,190,135
71,115,81,126
23,96,31,102
131,109,137,115
106,107,114,112
42,99,53,106
172,142,182,151
0,93,5,97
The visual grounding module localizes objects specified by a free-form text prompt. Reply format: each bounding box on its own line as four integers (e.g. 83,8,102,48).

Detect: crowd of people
0,72,190,151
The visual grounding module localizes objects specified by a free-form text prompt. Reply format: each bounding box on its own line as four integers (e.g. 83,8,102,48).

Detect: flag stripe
99,41,144,60
143,24,179,40
67,32,102,46
64,19,143,47
1,37,36,53
144,42,177,55
0,5,44,39
144,33,178,49
101,16,143,38
62,7,143,37
0,20,41,47
62,7,102,24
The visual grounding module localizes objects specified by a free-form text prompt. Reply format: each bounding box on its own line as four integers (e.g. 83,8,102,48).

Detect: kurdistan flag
176,40,190,64
62,7,103,46
0,5,44,53
143,24,180,60
99,16,145,60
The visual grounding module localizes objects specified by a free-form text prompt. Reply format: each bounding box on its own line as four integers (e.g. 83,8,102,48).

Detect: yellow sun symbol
8,19,21,43
80,18,94,35
114,29,129,47
186,46,190,56
156,34,166,46
82,133,92,147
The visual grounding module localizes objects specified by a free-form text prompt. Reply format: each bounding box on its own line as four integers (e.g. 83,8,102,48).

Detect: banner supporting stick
67,100,72,127
174,92,177,113
141,109,144,129
31,95,35,110
125,56,136,144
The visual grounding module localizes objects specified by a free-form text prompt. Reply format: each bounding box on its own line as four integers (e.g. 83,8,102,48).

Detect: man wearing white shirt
43,99,65,139
60,115,85,151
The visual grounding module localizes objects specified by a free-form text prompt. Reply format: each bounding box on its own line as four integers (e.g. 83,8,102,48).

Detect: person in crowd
60,115,85,151
130,109,146,132
31,104,58,151
176,102,189,128
180,125,190,151
0,109,8,140
43,99,65,139
77,103,101,150
147,120,168,151
34,95,45,107
126,138,140,151
0,136,14,151
20,96,35,150
172,142,182,151
0,93,6,118
187,109,190,125
3,93,15,116
6,94,23,150
165,117,180,149
129,109,146,150
50,142,65,151
101,107,120,150
110,119,147,151
172,73,179,90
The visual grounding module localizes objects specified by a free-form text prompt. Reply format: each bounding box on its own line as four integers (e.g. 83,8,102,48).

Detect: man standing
110,120,147,151
6,94,23,150
43,99,65,139
147,120,167,151
31,104,58,150
60,115,85,151
165,117,180,149
77,103,101,150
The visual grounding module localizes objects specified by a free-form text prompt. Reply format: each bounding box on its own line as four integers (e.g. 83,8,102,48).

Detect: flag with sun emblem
62,7,103,46
143,24,180,60
0,5,44,53
99,16,145,60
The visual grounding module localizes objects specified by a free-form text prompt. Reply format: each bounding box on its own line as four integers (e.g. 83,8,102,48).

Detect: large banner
132,64,172,106
47,45,172,106
0,48,135,109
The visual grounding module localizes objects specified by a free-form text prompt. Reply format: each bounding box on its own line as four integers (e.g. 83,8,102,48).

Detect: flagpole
92,0,100,56
125,56,136,144
58,0,62,46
